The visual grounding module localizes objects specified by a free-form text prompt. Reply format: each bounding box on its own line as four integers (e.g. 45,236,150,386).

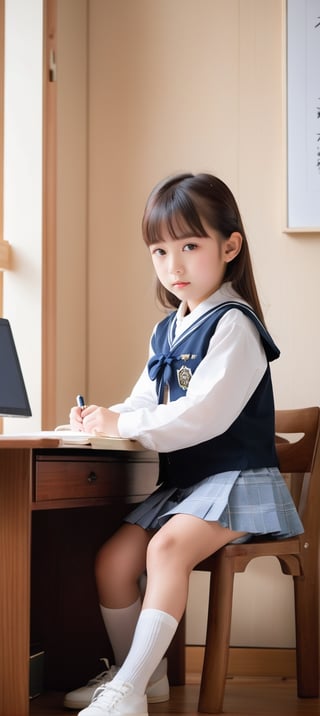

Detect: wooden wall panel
42,0,57,428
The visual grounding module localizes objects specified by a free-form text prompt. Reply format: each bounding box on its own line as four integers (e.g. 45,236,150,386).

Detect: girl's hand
70,404,120,436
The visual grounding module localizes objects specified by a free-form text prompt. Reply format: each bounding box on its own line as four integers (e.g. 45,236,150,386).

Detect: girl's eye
152,247,166,256
183,243,197,251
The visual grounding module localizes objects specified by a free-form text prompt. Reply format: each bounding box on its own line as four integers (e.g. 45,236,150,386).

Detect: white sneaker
78,681,148,716
63,658,169,709
64,660,118,710
144,657,169,703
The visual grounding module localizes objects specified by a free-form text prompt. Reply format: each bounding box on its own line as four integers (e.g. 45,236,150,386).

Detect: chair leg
294,567,319,697
167,613,186,685
198,552,235,714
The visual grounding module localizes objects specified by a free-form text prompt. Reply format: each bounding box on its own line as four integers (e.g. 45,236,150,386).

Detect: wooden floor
30,674,320,716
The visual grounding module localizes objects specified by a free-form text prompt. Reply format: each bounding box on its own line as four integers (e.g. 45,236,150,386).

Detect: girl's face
149,226,242,312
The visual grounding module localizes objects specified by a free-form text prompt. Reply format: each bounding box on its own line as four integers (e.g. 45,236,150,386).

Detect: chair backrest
275,407,320,542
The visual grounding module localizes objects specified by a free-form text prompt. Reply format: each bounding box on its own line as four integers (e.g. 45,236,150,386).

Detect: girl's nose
169,253,184,274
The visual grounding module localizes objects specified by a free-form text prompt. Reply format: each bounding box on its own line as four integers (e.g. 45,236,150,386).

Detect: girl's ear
224,232,242,262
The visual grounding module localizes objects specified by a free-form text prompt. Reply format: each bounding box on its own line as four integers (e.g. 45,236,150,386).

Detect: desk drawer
34,457,157,502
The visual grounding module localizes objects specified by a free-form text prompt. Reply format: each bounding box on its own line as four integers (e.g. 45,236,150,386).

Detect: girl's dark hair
142,172,265,325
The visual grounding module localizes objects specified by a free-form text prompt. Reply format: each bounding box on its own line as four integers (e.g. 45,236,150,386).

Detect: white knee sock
112,608,178,695
100,597,141,666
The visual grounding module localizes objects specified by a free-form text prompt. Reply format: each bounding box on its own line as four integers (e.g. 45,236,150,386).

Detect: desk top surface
0,435,61,448
0,432,146,451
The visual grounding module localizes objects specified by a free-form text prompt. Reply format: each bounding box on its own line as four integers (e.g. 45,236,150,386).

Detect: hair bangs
143,187,209,246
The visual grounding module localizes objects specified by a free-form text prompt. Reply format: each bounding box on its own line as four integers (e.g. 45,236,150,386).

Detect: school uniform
110,283,303,539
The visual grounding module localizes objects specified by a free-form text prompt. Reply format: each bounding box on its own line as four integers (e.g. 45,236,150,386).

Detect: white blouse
110,283,269,452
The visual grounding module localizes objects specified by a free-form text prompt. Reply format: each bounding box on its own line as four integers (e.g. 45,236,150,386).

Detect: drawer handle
87,471,98,483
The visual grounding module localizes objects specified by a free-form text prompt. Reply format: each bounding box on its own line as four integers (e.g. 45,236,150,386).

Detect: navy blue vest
147,302,280,488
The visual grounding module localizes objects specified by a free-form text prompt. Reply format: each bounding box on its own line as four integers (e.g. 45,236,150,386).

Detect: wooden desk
0,437,160,716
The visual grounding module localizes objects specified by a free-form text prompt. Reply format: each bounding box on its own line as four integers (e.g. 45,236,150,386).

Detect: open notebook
54,428,145,450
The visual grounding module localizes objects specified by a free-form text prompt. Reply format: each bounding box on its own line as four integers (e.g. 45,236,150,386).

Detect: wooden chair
193,406,320,713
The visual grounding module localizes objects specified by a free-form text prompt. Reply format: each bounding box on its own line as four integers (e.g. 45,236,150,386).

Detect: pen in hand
76,395,87,431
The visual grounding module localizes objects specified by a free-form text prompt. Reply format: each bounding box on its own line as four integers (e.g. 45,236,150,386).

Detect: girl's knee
147,529,177,562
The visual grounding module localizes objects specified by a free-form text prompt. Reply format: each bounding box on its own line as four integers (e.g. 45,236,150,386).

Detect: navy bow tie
148,353,177,382
148,353,178,402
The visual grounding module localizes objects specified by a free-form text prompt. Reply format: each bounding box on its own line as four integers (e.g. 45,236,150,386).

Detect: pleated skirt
125,467,304,539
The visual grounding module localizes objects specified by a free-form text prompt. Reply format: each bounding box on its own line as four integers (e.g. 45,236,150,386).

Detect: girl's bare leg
104,515,246,696
77,515,247,713
143,514,246,620
93,523,160,670
95,522,154,607
95,515,245,618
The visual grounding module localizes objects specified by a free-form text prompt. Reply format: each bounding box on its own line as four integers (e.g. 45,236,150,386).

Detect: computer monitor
0,318,32,417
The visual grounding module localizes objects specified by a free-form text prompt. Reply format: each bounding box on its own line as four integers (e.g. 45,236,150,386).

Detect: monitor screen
0,318,32,417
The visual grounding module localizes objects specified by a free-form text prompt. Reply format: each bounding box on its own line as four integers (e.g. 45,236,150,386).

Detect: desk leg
0,449,31,716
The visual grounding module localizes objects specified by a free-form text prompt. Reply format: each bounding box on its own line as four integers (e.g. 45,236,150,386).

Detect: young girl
66,173,303,716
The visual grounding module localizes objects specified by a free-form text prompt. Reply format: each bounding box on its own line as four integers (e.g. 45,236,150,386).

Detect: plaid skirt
125,467,304,539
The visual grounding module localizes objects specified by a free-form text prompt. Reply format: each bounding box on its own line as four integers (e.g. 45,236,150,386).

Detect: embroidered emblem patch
177,365,192,391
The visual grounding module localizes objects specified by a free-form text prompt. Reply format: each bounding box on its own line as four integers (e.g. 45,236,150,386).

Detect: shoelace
87,658,118,687
92,682,132,707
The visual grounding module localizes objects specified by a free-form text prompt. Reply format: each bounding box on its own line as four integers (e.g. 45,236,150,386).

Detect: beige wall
88,0,285,409
56,0,88,421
